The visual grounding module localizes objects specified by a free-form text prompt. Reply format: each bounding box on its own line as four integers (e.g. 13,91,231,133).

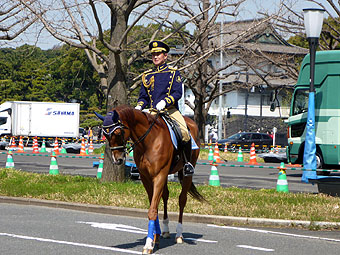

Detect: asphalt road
1,203,340,255
0,149,319,194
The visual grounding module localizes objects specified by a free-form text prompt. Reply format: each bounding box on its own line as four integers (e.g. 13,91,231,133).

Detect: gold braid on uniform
142,73,154,89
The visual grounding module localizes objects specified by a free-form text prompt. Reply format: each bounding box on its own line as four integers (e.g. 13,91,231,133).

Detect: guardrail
1,151,340,173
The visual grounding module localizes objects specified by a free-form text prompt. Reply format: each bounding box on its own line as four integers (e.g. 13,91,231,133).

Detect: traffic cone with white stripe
237,147,243,162
213,143,222,163
32,137,39,153
40,139,47,153
49,151,59,175
208,146,214,162
9,136,16,150
224,143,228,153
5,150,14,168
247,143,259,165
60,138,67,154
88,139,94,154
97,153,104,179
276,162,289,193
53,137,60,155
17,136,25,152
209,159,220,186
77,137,87,156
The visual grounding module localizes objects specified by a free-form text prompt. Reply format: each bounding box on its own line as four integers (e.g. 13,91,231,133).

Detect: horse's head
94,110,129,165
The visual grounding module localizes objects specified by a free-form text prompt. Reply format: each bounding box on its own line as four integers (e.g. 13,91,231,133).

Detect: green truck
287,50,340,171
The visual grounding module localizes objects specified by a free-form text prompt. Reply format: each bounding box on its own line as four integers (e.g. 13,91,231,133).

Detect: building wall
182,87,290,118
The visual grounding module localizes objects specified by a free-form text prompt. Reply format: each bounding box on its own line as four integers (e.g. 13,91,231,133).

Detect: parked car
217,132,273,152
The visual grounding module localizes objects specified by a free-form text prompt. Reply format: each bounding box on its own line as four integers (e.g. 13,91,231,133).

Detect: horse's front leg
142,174,167,254
162,182,170,239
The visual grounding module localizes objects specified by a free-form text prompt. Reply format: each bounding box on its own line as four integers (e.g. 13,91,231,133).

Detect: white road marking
237,245,274,252
208,224,340,243
185,237,218,243
0,232,141,254
77,221,218,243
77,221,147,234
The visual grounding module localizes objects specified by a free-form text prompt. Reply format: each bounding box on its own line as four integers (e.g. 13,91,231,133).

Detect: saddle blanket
162,116,199,150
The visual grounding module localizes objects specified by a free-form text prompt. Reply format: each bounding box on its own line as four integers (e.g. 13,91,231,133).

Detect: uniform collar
156,63,168,72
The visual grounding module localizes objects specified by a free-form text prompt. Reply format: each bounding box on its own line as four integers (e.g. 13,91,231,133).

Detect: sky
0,0,336,50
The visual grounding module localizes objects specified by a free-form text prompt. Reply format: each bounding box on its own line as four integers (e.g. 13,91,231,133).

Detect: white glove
156,100,166,111
135,105,142,110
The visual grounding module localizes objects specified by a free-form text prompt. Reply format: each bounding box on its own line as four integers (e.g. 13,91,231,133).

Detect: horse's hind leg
176,175,192,244
162,183,170,239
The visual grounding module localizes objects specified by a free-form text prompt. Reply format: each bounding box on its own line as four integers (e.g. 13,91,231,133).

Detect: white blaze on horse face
111,148,125,164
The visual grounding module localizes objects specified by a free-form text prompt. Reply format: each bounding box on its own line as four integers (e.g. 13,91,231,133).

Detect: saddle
161,113,184,150
161,113,196,175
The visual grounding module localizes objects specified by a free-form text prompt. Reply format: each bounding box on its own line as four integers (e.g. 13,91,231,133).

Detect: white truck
0,101,80,141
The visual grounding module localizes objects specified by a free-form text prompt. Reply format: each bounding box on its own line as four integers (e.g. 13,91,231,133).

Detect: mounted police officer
135,40,195,176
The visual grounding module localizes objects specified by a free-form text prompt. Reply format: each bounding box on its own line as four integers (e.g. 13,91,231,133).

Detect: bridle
103,111,160,154
102,120,129,153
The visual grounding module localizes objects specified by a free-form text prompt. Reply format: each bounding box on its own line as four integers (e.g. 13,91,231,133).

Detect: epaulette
168,66,177,71
143,69,153,74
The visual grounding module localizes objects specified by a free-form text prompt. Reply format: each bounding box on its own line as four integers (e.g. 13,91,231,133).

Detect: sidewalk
1,196,339,229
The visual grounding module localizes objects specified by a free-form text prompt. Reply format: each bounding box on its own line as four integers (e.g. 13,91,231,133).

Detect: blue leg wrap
147,220,155,239
155,216,161,235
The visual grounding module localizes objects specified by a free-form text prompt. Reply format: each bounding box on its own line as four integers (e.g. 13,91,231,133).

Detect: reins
126,111,160,154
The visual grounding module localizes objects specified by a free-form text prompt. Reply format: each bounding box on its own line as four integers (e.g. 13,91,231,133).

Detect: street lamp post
302,8,325,183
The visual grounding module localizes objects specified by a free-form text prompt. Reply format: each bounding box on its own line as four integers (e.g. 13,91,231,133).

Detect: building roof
209,19,308,55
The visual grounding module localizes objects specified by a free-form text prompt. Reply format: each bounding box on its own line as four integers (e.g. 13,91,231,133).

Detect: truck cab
0,102,12,136
287,50,340,170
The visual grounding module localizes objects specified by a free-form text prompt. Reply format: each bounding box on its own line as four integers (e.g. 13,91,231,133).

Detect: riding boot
183,140,195,176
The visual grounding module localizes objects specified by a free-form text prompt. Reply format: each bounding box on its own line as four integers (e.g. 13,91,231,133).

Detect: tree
0,1,38,41
273,0,340,51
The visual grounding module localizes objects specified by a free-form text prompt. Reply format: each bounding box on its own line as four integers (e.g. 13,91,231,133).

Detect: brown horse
95,105,205,254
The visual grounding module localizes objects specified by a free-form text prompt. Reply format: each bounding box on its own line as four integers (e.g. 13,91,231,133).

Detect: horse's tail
178,171,207,203
189,182,207,203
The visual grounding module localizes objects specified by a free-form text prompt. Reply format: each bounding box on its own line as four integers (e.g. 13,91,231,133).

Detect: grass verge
1,168,340,224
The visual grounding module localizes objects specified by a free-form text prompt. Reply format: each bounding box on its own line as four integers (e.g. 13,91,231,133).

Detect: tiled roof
209,19,308,55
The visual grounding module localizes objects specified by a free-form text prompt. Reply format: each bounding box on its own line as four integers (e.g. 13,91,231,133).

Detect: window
242,134,251,140
262,134,271,140
292,89,309,115
252,134,262,140
0,117,7,125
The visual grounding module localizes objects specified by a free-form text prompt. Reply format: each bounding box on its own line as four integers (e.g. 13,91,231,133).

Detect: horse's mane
115,105,165,128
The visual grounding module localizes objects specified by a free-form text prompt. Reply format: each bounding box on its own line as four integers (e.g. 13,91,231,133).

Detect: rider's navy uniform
136,63,183,112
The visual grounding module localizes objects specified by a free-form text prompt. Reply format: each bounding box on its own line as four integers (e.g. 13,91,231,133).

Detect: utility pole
244,71,249,132
218,19,223,140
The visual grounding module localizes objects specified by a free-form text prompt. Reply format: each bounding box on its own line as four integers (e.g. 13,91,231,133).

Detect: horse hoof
162,231,170,239
142,248,153,254
176,236,183,244
153,234,160,248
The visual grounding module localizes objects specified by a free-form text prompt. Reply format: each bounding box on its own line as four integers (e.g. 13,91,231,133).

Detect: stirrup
184,162,195,176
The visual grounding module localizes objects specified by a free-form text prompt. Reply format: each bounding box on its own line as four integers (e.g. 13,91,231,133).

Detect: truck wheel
316,152,330,176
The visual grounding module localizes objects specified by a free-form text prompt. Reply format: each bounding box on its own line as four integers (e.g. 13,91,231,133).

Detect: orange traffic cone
247,143,259,165
224,143,228,153
77,138,87,156
53,137,60,155
32,137,39,153
213,143,222,163
89,139,94,154
9,136,16,150
17,136,25,152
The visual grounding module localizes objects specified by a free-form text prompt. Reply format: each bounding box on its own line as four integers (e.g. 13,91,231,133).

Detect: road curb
1,196,339,229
